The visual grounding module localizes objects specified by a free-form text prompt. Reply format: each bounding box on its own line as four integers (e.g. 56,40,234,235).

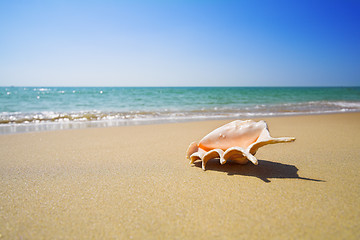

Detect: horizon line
1,85,360,88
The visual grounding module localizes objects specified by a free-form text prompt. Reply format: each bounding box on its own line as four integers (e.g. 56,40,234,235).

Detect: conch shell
186,120,295,170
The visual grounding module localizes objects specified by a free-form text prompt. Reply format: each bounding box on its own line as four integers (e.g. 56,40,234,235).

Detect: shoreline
1,112,359,239
1,110,359,135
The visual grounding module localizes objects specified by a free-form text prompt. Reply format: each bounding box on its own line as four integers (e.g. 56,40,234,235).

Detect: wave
1,101,360,126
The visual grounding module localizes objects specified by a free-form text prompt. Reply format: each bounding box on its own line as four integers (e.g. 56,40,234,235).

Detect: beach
0,112,359,239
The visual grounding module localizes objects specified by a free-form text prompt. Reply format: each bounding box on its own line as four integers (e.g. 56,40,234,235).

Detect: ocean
1,87,360,134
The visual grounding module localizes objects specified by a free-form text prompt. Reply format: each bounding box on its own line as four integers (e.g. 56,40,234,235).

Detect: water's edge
1,111,358,135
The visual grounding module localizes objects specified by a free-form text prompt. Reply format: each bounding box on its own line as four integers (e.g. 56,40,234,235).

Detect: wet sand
0,113,359,239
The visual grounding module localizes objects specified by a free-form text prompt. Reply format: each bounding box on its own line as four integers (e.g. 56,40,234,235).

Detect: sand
0,113,360,239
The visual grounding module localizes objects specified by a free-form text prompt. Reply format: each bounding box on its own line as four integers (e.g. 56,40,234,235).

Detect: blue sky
0,0,359,86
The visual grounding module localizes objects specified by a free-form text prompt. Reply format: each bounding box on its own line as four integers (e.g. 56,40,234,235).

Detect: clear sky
0,0,359,86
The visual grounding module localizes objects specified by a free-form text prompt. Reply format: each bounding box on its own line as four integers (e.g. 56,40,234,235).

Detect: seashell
186,120,295,170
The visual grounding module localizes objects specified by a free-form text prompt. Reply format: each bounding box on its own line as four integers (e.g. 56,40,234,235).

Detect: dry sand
0,113,360,239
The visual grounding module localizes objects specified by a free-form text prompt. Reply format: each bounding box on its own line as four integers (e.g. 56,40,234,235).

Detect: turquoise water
1,87,360,133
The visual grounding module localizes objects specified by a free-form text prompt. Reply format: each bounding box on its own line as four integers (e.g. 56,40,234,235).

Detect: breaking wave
1,100,359,131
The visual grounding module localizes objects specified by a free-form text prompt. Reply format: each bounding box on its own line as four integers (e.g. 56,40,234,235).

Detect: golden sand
1,113,360,239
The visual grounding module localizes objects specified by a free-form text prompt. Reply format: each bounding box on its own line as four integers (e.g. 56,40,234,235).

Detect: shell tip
202,162,207,171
